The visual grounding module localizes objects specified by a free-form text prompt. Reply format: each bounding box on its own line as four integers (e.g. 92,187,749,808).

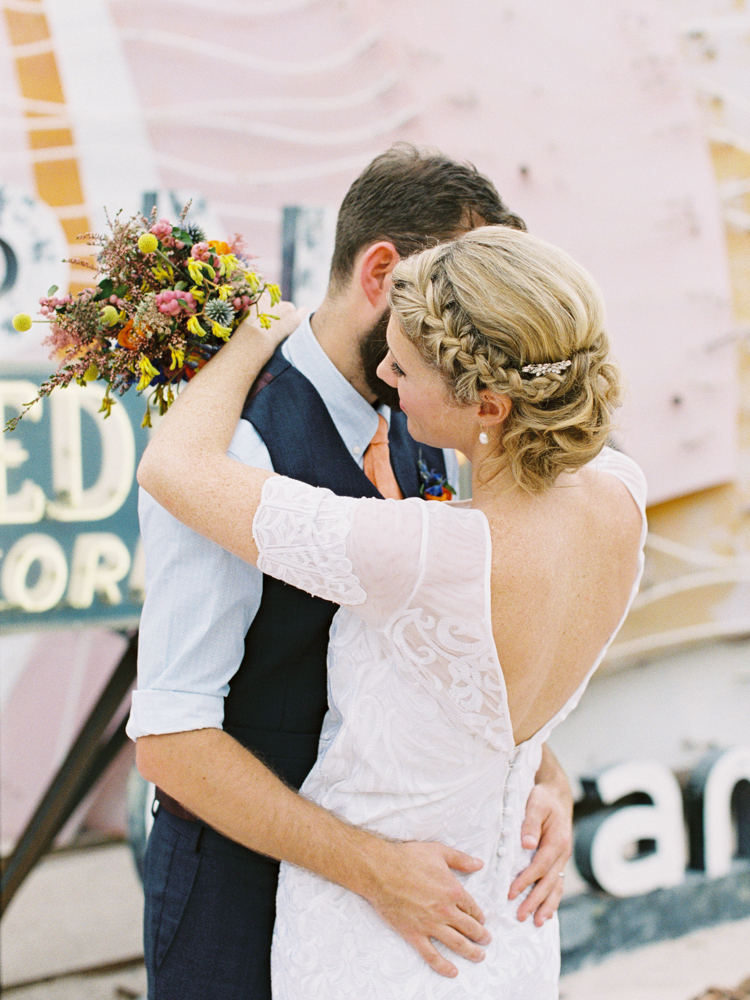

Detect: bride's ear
478,390,512,427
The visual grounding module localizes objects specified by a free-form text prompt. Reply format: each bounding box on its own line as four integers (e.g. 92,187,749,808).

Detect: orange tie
363,415,404,500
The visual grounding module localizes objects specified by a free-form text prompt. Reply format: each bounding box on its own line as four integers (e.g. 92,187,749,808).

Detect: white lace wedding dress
253,447,647,1000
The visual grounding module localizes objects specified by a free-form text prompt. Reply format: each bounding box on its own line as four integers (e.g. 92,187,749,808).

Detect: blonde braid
389,227,622,492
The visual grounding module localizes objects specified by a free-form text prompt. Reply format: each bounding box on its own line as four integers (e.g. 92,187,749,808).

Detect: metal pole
1,632,138,915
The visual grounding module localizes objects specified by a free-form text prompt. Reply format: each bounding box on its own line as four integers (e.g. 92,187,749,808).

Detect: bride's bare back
484,465,643,744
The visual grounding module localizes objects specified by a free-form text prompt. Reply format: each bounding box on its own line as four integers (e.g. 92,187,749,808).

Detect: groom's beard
359,310,401,411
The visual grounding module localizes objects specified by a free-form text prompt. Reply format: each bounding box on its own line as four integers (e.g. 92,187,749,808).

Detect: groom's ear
358,242,400,307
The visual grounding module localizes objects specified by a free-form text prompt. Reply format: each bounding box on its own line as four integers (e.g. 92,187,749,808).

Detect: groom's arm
137,727,491,979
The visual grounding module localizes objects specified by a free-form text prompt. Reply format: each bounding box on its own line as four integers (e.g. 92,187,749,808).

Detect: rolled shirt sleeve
126,419,271,739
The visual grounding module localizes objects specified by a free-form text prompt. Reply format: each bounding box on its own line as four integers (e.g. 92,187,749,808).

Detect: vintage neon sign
0,372,146,630
576,747,750,896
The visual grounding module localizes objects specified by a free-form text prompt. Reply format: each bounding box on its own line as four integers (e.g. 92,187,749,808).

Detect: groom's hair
328,143,525,291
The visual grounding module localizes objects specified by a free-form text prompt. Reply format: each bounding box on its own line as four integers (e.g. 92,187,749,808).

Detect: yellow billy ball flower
13,313,33,332
138,233,159,254
101,305,119,327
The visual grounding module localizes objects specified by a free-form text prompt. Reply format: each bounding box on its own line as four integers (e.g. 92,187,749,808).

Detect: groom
128,144,574,1000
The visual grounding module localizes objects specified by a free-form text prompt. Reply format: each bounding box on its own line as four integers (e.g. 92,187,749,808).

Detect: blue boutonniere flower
418,455,456,502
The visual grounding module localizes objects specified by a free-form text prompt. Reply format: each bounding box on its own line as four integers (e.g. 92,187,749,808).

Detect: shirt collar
281,313,383,461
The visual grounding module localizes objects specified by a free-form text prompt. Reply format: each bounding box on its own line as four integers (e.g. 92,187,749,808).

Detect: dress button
496,844,507,857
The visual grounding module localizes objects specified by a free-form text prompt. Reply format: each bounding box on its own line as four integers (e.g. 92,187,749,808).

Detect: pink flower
230,233,255,261
190,242,215,264
43,322,81,357
38,294,73,317
150,218,173,240
155,289,197,315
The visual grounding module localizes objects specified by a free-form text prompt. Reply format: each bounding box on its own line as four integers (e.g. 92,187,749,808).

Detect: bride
137,225,646,998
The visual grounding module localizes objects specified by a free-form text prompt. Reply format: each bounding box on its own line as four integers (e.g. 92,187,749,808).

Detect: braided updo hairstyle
389,226,622,493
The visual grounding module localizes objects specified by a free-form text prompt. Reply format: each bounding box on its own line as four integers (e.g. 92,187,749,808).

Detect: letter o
1,533,68,612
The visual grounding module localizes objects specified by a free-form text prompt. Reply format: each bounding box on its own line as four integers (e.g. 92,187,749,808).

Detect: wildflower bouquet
7,209,280,430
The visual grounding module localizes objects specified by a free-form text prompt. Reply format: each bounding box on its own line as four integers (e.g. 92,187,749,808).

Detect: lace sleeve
252,476,426,620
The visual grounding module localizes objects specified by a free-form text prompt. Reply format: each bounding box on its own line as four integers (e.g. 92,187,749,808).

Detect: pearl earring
479,427,489,445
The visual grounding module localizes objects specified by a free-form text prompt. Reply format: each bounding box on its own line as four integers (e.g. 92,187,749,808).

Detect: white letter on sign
0,533,68,611
67,532,132,608
0,382,46,524
46,384,135,521
687,747,750,878
575,760,686,897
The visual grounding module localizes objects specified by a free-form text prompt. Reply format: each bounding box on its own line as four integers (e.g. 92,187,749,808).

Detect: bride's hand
235,297,304,354
140,298,304,490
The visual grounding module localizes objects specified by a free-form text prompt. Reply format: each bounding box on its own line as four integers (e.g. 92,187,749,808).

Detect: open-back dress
250,447,646,999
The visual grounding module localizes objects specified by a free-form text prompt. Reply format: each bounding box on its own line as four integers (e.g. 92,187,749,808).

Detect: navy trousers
143,806,280,1000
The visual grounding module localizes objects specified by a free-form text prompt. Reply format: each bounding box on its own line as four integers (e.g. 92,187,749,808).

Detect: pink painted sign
0,0,741,844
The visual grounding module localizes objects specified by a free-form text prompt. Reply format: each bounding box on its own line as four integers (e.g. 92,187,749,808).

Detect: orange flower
118,320,143,350
424,487,453,501
208,240,232,255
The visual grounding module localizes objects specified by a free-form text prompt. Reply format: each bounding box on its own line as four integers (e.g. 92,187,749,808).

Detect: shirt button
353,445,361,456
496,844,507,857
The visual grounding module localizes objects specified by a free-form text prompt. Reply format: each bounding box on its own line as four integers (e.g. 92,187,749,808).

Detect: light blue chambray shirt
126,314,460,739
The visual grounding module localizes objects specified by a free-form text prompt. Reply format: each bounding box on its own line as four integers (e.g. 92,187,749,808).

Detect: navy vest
223,347,447,791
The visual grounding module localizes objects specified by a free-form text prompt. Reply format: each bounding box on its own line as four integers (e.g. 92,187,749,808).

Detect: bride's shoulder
587,446,647,509
569,449,646,548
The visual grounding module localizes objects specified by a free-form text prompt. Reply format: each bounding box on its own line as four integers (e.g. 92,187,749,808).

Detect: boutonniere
418,455,456,501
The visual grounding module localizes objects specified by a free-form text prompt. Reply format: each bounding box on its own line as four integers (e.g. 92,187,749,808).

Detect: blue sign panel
0,366,149,631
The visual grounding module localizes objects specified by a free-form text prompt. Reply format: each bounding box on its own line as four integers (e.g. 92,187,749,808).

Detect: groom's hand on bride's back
361,839,490,979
